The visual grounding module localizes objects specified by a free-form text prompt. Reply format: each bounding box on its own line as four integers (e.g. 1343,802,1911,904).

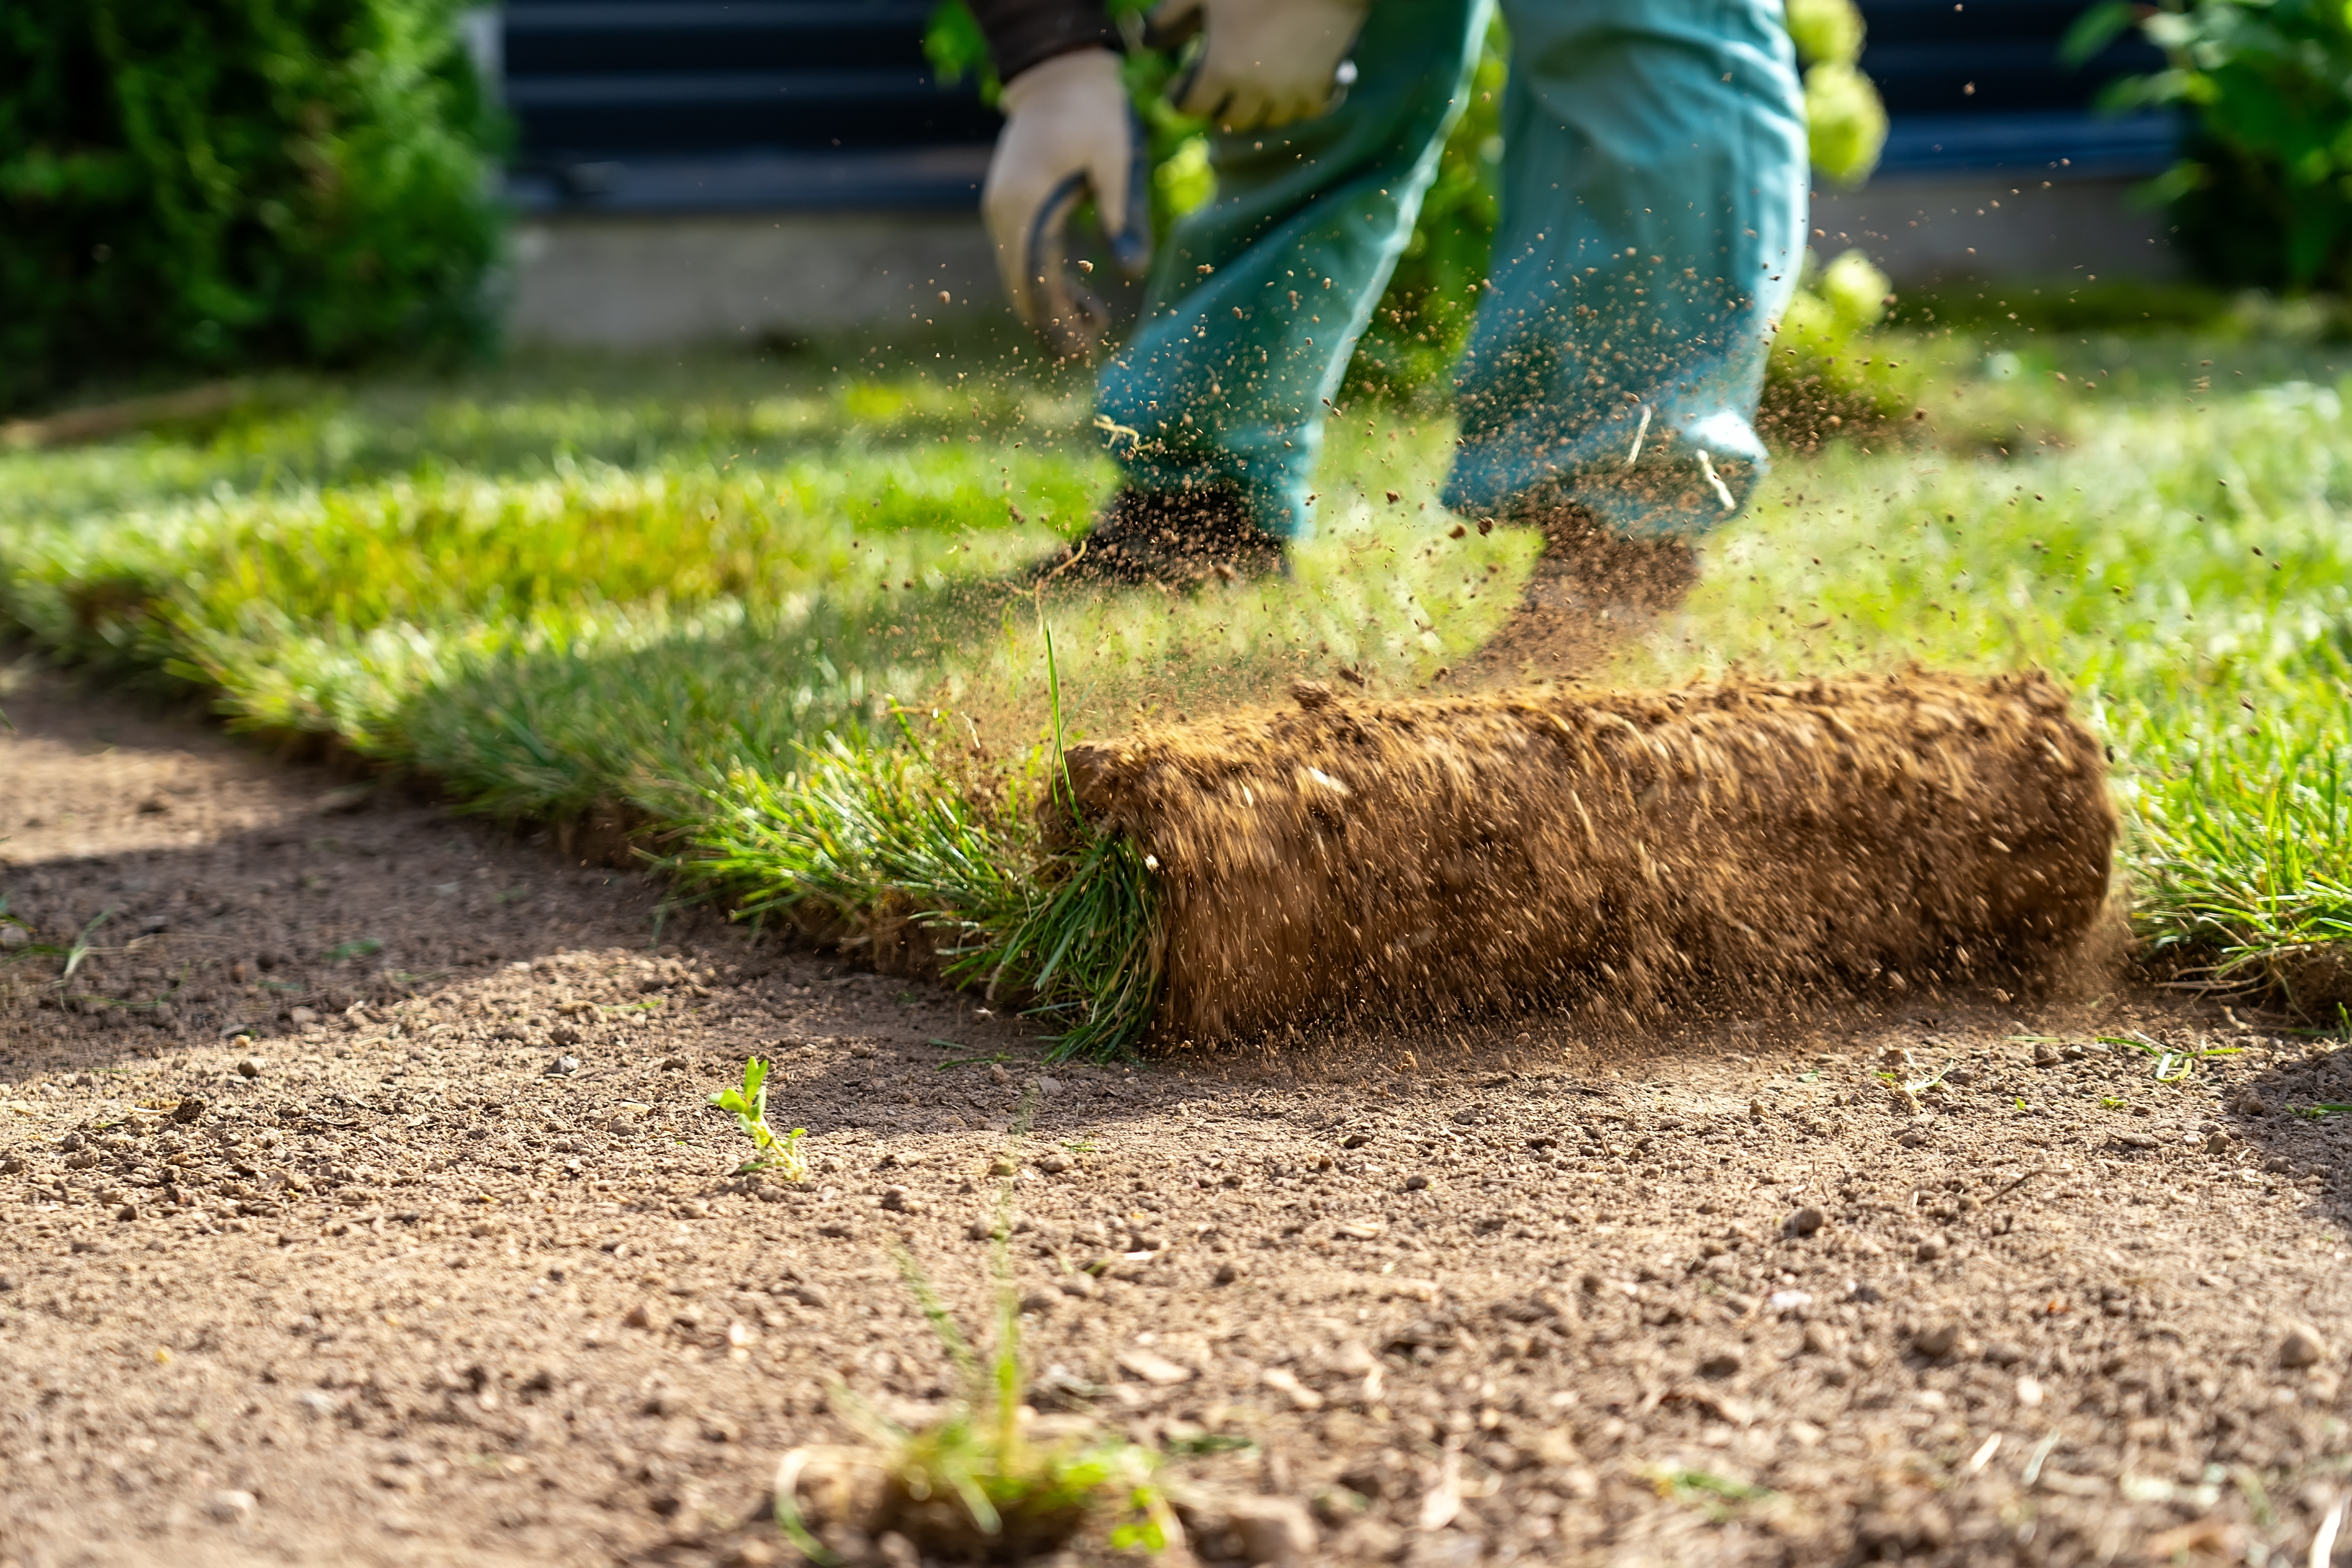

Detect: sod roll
1064,671,2117,1044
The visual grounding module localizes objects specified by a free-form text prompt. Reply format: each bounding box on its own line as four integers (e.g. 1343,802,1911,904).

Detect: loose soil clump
1067,670,2116,1045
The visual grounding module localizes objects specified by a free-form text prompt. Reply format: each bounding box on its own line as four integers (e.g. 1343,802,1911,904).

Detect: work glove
1145,0,1369,133
981,48,1152,357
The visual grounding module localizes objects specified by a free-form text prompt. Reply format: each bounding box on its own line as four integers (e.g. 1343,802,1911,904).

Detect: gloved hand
981,48,1152,357
1146,0,1369,133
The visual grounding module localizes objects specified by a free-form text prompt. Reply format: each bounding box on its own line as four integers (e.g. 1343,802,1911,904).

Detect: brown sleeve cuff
966,0,1120,86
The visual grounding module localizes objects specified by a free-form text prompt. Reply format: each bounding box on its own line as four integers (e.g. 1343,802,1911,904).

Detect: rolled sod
1064,670,2116,1045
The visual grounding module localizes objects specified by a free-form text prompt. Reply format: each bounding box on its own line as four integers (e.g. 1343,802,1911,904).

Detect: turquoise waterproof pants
1097,0,1809,542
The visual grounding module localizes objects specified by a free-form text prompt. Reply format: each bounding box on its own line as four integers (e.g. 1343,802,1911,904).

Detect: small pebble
1916,1237,1946,1262
1116,1348,1193,1387
237,1057,264,1079
544,1054,579,1076
207,1489,258,1524
1404,1175,1430,1192
1913,1322,1961,1359
1782,1206,1824,1238
1222,1496,1317,1566
2280,1322,2329,1369
1697,1350,1742,1379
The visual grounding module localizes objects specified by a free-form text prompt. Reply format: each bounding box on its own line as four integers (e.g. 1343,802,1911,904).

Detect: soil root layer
1066,670,2117,1044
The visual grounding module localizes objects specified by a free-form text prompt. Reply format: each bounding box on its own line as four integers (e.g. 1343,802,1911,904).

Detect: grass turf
2,309,2348,1045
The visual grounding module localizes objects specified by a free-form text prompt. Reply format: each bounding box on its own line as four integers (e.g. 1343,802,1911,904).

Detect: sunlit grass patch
3,328,2351,1025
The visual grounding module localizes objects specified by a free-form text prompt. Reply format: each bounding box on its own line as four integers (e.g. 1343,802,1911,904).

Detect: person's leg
1091,0,1491,552
1443,0,1807,540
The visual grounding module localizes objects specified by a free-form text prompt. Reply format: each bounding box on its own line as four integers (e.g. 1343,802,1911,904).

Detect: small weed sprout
774,1109,1179,1562
775,1243,1178,1563
709,1057,808,1181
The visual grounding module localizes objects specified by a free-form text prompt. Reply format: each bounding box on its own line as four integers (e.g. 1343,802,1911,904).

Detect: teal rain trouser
1096,0,1809,542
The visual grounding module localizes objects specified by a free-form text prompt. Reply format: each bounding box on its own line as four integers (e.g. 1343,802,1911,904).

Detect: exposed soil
5,661,2352,1568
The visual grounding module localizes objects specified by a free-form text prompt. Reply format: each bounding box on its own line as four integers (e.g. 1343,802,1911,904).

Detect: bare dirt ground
4,660,2352,1568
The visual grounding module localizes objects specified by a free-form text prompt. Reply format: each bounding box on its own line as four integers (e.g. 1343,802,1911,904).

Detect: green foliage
0,0,503,412
1760,249,1922,444
709,1056,810,1179
1784,0,1865,69
2068,0,2352,291
1787,0,1887,188
1802,61,1889,190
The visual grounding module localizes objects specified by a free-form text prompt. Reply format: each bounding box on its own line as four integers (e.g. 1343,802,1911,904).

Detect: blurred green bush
2068,0,2352,293
0,0,504,413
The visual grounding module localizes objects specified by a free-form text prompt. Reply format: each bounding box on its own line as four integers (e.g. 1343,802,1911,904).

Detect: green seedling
0,898,61,965
1877,1059,1955,1095
936,1053,1014,1072
1650,1467,1775,1522
2291,1104,2352,1120
2105,1030,2241,1081
709,1057,808,1181
324,937,383,963
777,1210,1177,1562
60,908,112,982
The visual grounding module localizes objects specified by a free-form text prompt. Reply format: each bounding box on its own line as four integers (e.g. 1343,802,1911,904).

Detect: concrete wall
504,176,2178,347
1809,174,2178,286
506,212,1001,348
